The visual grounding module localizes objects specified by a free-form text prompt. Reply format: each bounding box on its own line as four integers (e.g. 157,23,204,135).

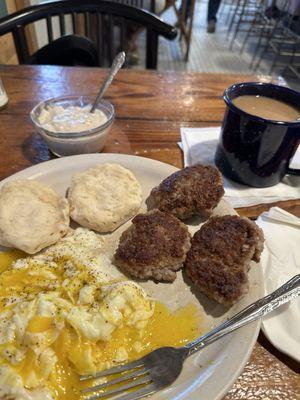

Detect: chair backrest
112,0,156,13
0,0,177,68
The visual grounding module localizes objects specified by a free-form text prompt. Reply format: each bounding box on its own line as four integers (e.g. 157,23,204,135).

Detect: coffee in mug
232,95,300,122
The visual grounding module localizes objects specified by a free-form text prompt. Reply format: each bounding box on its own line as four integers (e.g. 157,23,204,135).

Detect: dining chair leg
270,37,287,75
239,12,257,54
249,23,268,68
225,0,234,24
227,0,241,38
184,0,196,61
230,0,246,49
290,42,299,78
218,0,226,19
253,38,269,71
251,8,285,71
269,29,293,75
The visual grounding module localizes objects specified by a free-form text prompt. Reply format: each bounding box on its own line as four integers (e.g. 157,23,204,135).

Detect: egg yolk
0,249,25,273
0,251,203,400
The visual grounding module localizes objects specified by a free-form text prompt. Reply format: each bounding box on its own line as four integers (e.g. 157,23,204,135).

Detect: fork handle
185,274,300,356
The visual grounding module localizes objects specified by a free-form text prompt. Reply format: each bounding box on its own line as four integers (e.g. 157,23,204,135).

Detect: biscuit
68,163,142,232
0,180,69,254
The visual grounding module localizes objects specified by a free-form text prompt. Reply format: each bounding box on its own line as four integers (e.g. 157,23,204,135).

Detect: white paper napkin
180,127,300,208
256,207,300,361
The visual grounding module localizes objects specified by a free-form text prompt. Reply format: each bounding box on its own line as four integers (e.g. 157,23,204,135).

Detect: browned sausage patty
149,164,224,220
115,209,191,282
185,215,264,306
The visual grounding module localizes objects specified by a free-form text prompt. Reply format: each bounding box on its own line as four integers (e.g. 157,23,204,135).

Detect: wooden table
0,65,299,399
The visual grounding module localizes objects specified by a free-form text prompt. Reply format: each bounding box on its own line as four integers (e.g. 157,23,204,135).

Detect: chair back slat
59,13,66,35
96,12,102,65
101,15,107,66
71,12,77,34
12,25,30,63
108,14,114,65
46,15,53,42
150,0,155,12
120,17,126,51
85,12,90,38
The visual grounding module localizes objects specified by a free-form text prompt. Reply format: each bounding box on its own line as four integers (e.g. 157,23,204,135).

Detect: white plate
262,297,300,362
257,209,300,362
0,154,264,400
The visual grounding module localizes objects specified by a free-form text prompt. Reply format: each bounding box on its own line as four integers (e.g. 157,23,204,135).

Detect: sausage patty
185,215,264,306
149,164,224,220
115,209,191,282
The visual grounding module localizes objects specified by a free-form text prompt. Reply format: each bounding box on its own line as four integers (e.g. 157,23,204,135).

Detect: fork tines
79,357,155,400
80,358,145,381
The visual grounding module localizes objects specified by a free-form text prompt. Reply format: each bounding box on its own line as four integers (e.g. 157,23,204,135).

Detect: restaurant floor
136,0,300,90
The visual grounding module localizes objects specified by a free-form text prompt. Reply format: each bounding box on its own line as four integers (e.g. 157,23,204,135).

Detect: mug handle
286,141,300,176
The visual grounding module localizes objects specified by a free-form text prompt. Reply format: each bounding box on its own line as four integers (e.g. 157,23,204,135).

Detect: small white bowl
30,96,115,157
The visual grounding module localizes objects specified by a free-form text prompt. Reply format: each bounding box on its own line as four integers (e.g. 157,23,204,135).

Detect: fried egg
0,229,202,400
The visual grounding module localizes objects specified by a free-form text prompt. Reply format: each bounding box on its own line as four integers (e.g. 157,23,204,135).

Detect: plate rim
0,154,179,185
0,153,263,400
262,315,300,362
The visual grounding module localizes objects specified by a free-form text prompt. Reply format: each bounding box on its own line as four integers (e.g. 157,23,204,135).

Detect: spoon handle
185,274,300,356
90,52,126,113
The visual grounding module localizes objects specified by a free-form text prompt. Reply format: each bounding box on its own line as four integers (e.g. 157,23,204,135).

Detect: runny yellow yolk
0,249,25,273
0,251,203,400
27,316,54,333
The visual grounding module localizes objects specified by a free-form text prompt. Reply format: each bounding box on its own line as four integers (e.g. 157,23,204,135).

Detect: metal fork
80,274,300,400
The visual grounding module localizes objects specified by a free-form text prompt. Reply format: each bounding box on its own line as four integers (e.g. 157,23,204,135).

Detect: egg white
0,228,154,400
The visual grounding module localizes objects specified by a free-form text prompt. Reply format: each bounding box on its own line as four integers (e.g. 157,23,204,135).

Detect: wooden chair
172,0,196,61
113,0,196,62
0,0,177,69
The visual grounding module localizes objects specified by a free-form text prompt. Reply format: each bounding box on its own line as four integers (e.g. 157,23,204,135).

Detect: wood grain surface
0,65,299,399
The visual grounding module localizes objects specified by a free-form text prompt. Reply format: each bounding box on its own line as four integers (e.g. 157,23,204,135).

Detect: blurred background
0,0,299,89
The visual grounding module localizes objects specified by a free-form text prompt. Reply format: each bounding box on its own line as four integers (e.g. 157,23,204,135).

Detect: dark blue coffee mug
215,82,300,187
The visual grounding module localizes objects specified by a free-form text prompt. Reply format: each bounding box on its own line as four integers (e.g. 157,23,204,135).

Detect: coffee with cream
232,95,300,122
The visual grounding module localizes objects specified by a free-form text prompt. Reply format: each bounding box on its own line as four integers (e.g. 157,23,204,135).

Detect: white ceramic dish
257,209,300,362
262,301,300,362
0,154,264,400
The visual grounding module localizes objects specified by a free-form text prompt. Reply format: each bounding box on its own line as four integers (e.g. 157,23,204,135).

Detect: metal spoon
90,52,126,113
